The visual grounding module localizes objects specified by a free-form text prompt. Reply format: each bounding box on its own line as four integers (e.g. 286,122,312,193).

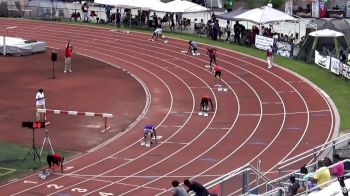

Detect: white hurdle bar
37,109,113,132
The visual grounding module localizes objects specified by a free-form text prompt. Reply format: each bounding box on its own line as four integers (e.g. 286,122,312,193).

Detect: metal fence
204,133,350,196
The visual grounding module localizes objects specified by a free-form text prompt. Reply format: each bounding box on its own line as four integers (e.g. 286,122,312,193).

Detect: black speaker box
51,51,57,62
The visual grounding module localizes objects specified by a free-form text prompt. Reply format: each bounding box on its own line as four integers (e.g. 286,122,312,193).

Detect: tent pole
299,21,300,41
334,37,339,58
308,36,318,63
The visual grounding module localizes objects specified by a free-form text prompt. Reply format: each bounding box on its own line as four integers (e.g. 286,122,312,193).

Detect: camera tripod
23,128,41,163
40,128,54,156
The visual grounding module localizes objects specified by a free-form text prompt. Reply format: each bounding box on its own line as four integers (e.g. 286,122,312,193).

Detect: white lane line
239,110,331,116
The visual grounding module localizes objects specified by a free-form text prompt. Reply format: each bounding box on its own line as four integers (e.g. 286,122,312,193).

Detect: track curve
0,19,336,196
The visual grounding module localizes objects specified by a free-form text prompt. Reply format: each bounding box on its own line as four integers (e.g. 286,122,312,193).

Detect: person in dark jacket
183,179,209,196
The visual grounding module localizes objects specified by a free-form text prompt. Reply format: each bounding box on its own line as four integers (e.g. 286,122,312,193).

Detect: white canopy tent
309,29,344,37
94,0,208,13
164,0,209,13
233,6,298,24
94,0,166,10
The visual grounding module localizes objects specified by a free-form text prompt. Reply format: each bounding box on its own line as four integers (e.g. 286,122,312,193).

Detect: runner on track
200,95,214,112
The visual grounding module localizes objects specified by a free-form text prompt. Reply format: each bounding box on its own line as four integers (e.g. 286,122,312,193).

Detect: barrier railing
202,133,350,196
204,163,270,195
295,159,350,196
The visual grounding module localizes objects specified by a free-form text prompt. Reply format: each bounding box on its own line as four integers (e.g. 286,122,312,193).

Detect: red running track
0,19,336,196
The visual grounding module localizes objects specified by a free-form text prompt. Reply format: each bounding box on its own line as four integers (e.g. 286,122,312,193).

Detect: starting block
141,141,151,147
198,111,203,116
203,112,208,117
163,40,169,44
181,50,187,53
205,65,211,68
218,87,228,92
38,169,52,180
192,53,200,56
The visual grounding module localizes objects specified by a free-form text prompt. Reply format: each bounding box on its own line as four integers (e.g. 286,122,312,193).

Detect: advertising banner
341,63,350,80
315,50,330,69
276,42,292,58
255,35,273,51
330,57,340,75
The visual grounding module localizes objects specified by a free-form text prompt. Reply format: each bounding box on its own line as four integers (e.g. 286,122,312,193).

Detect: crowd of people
286,153,345,195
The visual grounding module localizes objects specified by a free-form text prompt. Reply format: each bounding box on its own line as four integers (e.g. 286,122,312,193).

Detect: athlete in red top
266,45,273,69
200,95,214,112
47,153,64,172
64,40,73,73
207,47,217,69
213,65,222,86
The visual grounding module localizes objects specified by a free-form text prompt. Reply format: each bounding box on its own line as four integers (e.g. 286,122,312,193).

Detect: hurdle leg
101,117,112,133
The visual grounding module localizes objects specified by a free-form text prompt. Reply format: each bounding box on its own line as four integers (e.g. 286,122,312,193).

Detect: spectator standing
170,14,175,32
172,180,189,196
234,21,240,43
152,12,158,29
266,45,273,69
105,5,112,23
225,20,231,43
35,88,46,121
183,179,209,196
212,20,219,40
331,154,344,177
116,9,121,27
81,2,89,22
64,40,73,73
239,23,245,41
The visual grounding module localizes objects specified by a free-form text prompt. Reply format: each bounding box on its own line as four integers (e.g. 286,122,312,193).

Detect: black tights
47,155,59,168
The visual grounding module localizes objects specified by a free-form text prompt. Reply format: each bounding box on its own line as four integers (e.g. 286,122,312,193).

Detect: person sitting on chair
144,124,157,144
47,153,64,173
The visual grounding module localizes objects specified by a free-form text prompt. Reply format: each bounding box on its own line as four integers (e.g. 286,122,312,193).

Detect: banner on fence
276,41,293,58
315,50,330,69
330,57,340,75
341,62,350,79
255,35,274,51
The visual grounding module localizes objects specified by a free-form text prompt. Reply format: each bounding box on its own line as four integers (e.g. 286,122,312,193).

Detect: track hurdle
37,109,113,132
